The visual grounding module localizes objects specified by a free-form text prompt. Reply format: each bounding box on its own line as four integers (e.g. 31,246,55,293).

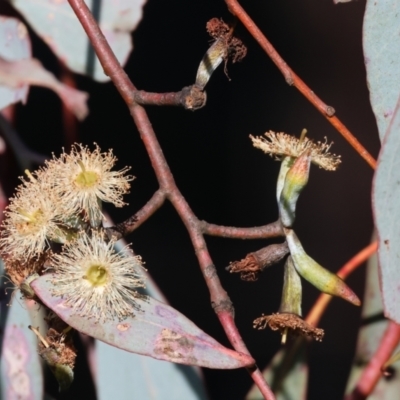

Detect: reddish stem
67,1,275,398
201,219,283,239
114,189,167,237
224,0,377,170
345,321,400,400
134,85,207,111
306,241,378,328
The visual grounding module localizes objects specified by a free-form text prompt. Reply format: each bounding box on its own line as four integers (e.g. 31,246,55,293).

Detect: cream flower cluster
1,143,132,260
0,144,146,321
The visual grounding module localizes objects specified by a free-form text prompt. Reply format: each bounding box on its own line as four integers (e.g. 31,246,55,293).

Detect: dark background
0,0,381,399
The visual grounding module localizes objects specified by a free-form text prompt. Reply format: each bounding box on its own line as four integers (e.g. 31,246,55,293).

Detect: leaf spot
117,323,130,332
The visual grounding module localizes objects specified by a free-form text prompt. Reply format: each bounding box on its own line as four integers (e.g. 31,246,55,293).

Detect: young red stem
224,0,377,170
201,219,283,239
67,1,275,398
306,241,378,327
114,189,167,237
133,85,207,110
344,321,400,400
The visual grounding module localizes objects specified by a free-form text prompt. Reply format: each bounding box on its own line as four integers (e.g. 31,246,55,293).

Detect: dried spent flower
0,175,62,260
30,325,75,391
226,242,289,281
253,313,324,342
206,18,247,64
250,131,341,171
4,252,49,288
50,231,146,321
38,327,76,369
45,143,133,224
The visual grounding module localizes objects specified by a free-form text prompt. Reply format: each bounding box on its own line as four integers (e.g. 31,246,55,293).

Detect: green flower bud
279,151,311,228
284,228,361,306
276,156,294,202
279,256,302,316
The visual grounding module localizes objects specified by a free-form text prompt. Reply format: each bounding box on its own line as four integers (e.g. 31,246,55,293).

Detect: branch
224,0,377,170
134,85,207,111
108,189,167,239
344,321,400,400
67,1,275,398
201,219,283,239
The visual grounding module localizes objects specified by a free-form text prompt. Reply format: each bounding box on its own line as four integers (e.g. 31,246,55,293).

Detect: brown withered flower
30,321,76,392
253,312,324,342
3,251,49,290
254,256,324,343
206,18,247,64
227,242,289,281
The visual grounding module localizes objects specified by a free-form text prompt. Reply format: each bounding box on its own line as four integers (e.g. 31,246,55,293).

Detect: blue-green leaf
363,0,400,140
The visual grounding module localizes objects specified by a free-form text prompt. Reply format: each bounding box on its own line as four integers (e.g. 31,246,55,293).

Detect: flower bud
276,156,294,202
30,325,76,391
40,348,74,391
195,39,225,90
279,151,311,228
279,256,302,316
253,256,324,343
284,228,361,306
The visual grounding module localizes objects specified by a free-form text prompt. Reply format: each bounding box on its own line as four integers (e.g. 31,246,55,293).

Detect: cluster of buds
232,130,360,343
0,144,146,389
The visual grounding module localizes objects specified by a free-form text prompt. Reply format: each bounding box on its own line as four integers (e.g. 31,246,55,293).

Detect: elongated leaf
97,341,209,400
345,237,400,398
31,274,253,369
11,0,147,82
246,338,308,400
363,0,400,140
0,293,43,400
373,96,400,323
0,16,30,110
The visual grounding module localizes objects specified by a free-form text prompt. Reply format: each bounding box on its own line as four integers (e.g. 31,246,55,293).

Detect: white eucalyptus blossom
0,171,62,260
50,231,146,322
46,143,133,224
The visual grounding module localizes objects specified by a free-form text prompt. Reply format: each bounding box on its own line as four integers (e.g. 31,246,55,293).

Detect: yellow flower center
74,161,99,188
86,264,109,287
75,170,99,188
16,208,44,233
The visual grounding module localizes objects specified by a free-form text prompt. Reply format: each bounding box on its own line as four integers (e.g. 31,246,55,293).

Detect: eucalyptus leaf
363,0,400,140
372,96,400,323
0,292,43,400
31,274,254,369
11,0,147,82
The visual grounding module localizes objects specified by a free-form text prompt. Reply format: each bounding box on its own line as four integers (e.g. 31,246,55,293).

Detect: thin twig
224,0,377,170
344,321,400,400
67,1,275,398
201,219,283,239
134,85,207,111
110,189,167,238
306,241,378,328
